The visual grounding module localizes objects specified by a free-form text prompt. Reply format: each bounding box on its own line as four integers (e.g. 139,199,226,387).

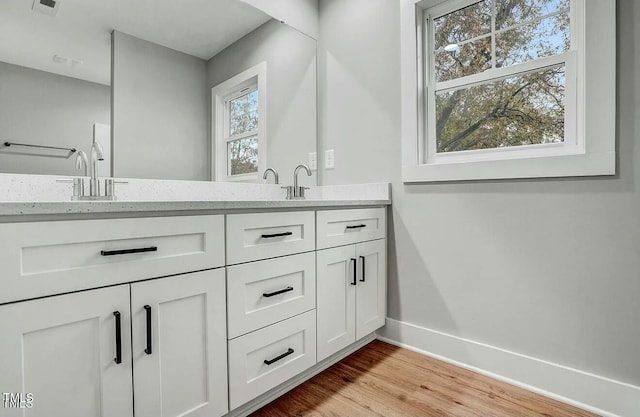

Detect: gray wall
0,62,110,176
319,0,640,386
240,0,319,40
208,20,317,185
112,31,208,180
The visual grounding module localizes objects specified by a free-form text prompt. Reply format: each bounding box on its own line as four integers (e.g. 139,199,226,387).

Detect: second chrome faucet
281,164,312,200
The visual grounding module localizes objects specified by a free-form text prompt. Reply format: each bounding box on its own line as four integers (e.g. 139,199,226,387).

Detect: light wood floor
251,340,599,417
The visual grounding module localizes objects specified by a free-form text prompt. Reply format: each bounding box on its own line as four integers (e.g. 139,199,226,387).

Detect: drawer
226,211,315,264
227,252,315,339
317,208,386,249
0,215,225,304
228,310,316,410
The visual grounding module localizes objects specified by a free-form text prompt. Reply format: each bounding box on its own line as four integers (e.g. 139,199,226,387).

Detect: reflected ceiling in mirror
0,0,317,186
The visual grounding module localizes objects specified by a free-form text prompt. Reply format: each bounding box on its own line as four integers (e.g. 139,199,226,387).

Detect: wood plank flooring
250,340,599,417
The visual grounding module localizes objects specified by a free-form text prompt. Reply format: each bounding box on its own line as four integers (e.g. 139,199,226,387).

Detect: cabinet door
356,239,387,339
130,269,228,417
316,245,356,362
0,286,133,417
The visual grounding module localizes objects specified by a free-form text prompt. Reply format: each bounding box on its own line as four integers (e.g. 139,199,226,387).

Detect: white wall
207,20,317,185
0,62,110,176
111,31,209,181
319,0,640,390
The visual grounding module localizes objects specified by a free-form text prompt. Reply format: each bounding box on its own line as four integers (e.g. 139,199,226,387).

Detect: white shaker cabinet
0,285,134,417
0,269,228,417
316,209,386,362
130,269,228,417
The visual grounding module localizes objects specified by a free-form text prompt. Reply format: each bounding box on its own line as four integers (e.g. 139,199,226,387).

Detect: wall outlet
308,152,317,170
325,149,335,169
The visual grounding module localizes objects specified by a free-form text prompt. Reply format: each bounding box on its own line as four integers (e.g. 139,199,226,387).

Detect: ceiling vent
32,0,62,16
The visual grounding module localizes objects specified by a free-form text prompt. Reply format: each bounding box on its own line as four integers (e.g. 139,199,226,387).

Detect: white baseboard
377,318,640,417
225,333,376,417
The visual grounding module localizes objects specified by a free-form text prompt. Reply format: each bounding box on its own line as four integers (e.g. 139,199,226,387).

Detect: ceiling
0,0,271,85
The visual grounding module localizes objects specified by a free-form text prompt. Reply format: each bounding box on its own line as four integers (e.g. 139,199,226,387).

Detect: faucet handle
281,185,294,200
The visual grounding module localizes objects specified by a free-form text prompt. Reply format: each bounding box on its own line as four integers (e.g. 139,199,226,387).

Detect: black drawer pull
351,258,357,285
360,256,366,282
113,311,122,364
263,286,294,298
264,348,295,365
346,224,366,230
261,232,293,239
144,305,152,355
101,246,158,256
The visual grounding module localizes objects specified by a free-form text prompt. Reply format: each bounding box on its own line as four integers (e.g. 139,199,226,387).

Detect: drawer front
0,215,225,304
317,208,386,249
228,310,316,410
226,211,315,264
227,252,316,339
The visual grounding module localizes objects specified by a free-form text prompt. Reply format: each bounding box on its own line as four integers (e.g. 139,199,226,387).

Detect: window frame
401,0,616,182
211,62,267,182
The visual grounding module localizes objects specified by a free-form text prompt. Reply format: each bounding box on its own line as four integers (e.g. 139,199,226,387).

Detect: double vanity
0,183,389,417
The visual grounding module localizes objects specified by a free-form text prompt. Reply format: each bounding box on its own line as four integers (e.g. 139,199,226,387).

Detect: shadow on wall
385,205,460,335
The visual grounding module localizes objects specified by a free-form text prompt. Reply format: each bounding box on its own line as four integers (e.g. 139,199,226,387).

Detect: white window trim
211,62,267,182
401,0,616,182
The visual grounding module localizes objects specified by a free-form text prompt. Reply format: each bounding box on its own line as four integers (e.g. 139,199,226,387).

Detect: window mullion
227,130,258,142
434,52,570,93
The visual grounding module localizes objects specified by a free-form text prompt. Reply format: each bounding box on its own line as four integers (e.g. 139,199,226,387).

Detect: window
225,87,259,176
212,62,267,181
401,0,616,182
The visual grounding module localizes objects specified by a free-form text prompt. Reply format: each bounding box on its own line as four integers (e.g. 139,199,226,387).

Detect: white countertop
0,176,390,217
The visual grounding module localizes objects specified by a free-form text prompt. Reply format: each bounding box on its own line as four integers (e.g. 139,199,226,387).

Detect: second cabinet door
130,269,228,417
317,239,386,362
316,245,357,362
355,239,387,339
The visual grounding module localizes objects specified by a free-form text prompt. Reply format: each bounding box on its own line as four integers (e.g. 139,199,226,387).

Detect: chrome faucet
282,164,312,199
73,150,89,198
263,167,279,184
89,141,104,197
75,150,89,176
294,164,311,192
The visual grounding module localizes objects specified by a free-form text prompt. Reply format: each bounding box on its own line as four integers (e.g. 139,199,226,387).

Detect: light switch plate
309,152,317,170
325,150,335,169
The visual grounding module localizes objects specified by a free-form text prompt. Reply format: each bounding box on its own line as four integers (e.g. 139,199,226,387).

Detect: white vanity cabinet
0,269,228,417
0,205,388,416
316,209,387,362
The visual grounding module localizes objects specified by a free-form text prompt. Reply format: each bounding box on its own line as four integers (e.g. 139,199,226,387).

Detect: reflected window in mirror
212,62,267,182
226,86,259,176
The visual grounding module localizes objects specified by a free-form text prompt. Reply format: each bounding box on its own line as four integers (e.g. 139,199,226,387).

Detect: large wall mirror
0,0,317,185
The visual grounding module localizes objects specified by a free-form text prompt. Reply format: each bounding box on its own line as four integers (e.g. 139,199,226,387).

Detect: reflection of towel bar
2,141,77,158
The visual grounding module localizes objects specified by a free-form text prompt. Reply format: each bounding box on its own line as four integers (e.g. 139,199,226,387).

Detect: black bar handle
261,232,293,239
360,256,366,282
264,348,295,365
101,246,158,256
263,286,294,298
351,258,357,285
144,305,152,355
113,311,122,364
346,224,366,230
